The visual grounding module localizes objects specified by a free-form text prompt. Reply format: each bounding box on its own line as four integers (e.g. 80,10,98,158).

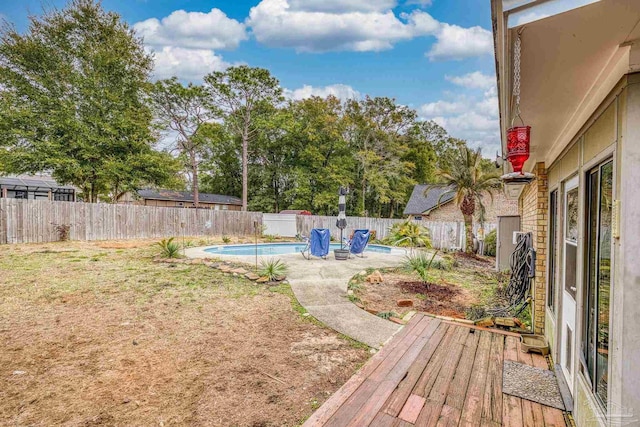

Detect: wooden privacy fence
0,199,262,244
0,199,496,249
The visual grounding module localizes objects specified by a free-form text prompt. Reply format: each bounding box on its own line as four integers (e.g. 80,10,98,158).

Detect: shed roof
137,189,242,205
0,175,75,191
403,184,455,215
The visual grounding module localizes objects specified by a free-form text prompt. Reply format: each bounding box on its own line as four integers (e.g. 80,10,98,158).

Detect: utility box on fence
496,215,521,272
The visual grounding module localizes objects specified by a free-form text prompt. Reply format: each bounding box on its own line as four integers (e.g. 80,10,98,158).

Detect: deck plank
414,327,470,426
522,398,545,427
327,316,440,426
383,323,450,416
542,406,567,427
303,315,428,426
346,319,441,426
411,326,460,398
458,331,493,426
502,395,524,427
435,330,481,426
398,394,426,424
482,334,505,424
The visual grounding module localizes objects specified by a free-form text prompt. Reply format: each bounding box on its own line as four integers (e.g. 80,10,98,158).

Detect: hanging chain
512,34,522,124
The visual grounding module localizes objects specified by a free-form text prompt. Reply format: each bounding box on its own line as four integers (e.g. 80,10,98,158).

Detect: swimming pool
203,242,393,256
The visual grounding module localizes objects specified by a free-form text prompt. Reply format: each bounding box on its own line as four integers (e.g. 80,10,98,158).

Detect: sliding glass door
582,159,613,407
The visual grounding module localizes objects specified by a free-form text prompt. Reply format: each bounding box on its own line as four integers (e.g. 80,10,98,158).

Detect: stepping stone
256,277,269,283
245,273,260,280
231,268,248,274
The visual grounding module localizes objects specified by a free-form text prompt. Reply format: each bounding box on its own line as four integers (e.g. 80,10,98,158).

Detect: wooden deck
304,314,568,427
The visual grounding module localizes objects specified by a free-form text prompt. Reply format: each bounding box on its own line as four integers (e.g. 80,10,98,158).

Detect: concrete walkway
185,245,408,349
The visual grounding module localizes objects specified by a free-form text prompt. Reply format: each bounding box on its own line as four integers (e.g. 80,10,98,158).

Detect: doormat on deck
503,360,566,410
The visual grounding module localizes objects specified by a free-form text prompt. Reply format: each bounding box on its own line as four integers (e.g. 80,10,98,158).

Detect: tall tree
204,66,282,211
151,78,218,207
0,0,170,202
434,146,501,253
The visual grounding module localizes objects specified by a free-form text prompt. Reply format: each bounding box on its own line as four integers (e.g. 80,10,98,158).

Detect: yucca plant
384,221,432,251
258,258,288,281
403,251,439,290
156,237,181,258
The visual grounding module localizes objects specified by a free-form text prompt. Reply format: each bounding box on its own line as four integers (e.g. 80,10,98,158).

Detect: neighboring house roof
137,189,242,206
403,184,456,215
0,174,75,191
279,210,312,215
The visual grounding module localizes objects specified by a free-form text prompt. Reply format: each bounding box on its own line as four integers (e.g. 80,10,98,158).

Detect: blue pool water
204,242,392,256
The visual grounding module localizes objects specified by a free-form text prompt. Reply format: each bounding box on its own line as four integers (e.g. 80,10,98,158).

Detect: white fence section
296,215,405,241
263,213,297,237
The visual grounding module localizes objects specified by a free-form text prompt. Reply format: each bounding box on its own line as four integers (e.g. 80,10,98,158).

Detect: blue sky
1,0,501,154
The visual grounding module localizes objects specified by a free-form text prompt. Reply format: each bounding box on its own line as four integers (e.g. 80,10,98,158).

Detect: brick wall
518,162,548,334
426,190,518,222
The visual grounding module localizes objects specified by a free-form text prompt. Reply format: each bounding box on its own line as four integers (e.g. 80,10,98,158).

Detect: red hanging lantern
506,125,530,174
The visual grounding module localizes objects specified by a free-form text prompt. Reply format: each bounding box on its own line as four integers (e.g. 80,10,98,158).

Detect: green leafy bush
258,258,288,281
156,237,181,258
222,235,231,243
383,221,432,249
484,229,497,257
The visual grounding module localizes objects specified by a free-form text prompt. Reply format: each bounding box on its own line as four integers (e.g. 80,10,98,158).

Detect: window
14,190,28,199
582,160,613,407
564,186,579,300
548,190,558,311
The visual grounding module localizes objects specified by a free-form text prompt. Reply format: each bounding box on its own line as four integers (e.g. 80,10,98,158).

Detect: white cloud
152,47,231,81
246,0,491,60
247,0,432,52
288,0,397,13
420,89,500,155
445,71,495,90
427,24,493,61
285,84,361,101
134,8,247,50
405,0,433,6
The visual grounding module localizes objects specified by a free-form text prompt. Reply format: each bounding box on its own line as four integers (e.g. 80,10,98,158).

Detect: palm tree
433,146,501,254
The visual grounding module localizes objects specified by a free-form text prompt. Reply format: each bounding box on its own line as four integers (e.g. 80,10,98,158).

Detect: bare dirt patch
351,253,503,320
0,241,368,426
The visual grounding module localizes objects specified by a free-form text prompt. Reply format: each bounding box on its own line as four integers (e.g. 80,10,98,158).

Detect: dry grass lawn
0,240,369,426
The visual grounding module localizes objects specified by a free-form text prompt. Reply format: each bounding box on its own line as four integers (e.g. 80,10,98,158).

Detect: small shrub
156,237,181,258
263,234,276,243
258,258,288,281
222,235,231,243
183,239,195,248
53,224,71,241
369,230,377,241
377,311,399,320
403,250,439,290
484,229,497,257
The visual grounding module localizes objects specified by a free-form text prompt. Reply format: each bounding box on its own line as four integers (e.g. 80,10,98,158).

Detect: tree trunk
241,124,249,211
192,159,199,209
464,214,474,254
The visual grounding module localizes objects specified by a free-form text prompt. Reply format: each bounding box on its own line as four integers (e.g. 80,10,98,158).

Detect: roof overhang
492,0,640,171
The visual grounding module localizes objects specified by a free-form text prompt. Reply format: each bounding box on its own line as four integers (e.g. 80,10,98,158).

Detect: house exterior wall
520,76,640,426
422,190,518,222
518,163,548,335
